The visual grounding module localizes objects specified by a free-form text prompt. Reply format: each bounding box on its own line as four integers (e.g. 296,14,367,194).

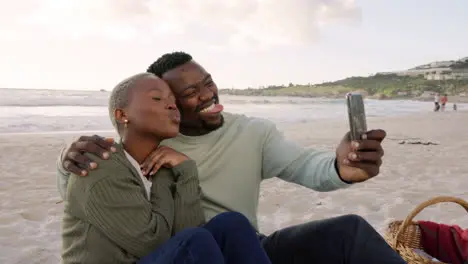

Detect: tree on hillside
451,60,468,69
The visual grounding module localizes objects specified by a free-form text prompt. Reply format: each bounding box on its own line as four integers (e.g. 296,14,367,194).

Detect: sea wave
0,88,346,107
0,88,464,134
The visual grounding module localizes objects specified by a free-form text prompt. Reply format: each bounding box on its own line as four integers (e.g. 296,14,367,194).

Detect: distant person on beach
440,94,448,111
56,52,406,264
61,73,271,264
434,93,440,111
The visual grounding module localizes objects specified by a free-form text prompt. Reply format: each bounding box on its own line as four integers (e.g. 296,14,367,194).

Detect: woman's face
119,76,181,140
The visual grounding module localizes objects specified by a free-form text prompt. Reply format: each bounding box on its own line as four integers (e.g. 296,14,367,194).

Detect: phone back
346,93,367,141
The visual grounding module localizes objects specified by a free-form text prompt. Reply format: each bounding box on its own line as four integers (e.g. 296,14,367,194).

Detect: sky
1,0,467,90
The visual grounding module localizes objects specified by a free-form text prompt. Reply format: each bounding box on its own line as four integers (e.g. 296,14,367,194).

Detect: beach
1,110,467,263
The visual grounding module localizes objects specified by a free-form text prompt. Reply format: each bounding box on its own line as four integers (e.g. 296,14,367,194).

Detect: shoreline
1,109,466,137
220,92,468,103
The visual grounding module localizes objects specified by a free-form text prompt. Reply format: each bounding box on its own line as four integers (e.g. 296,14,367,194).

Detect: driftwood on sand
387,137,439,145
398,140,439,145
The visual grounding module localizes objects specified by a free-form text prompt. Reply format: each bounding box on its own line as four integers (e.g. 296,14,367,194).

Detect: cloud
4,0,361,47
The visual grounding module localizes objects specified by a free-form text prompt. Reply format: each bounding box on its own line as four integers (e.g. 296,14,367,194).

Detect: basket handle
392,196,468,247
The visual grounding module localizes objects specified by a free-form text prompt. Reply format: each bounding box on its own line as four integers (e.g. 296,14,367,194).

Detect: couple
59,52,407,263
434,93,448,112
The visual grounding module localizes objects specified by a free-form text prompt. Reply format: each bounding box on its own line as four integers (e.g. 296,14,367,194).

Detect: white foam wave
1,89,466,134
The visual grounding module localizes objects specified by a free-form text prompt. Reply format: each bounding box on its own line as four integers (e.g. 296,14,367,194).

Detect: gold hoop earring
124,120,128,128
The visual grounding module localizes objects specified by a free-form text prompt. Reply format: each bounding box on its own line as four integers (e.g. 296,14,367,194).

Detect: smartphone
346,93,367,141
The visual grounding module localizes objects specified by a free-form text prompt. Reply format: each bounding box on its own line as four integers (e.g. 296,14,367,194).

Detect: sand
1,111,467,264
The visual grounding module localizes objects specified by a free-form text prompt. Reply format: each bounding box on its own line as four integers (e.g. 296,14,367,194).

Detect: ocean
0,88,461,134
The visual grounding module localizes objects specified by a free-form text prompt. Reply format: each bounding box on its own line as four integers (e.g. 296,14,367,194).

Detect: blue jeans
138,212,271,264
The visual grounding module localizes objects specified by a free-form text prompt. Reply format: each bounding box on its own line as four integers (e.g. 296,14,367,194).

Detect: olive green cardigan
61,143,204,264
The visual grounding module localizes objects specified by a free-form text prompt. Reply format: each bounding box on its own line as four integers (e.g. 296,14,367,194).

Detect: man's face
162,61,224,134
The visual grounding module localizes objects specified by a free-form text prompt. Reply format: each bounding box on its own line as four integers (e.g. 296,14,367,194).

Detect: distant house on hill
425,69,468,80
453,69,468,79
376,56,468,80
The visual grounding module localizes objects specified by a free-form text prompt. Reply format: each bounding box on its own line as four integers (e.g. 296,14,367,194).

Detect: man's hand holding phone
335,93,386,183
335,130,386,183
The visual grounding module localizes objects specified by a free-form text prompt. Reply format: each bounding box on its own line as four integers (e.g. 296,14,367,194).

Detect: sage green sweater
61,143,204,264
58,113,349,230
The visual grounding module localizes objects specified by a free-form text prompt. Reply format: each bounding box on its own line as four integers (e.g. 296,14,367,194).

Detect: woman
61,73,271,264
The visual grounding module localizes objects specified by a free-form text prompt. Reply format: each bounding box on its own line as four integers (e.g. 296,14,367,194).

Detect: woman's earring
124,119,128,128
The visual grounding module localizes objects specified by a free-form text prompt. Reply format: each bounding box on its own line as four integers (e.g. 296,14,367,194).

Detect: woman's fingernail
361,133,368,140
102,152,109,159
352,141,359,149
343,159,350,165
89,162,97,169
81,170,87,176
349,153,358,160
110,146,117,152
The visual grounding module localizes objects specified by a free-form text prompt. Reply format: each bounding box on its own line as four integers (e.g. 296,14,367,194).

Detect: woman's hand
140,146,190,176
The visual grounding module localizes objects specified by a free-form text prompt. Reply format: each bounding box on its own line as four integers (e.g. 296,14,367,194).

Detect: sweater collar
111,140,145,187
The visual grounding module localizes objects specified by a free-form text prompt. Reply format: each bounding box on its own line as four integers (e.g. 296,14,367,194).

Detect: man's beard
200,93,223,131
201,114,224,131
177,115,224,136
177,109,225,136
177,94,224,134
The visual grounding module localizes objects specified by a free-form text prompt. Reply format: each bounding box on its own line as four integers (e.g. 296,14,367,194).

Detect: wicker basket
384,196,468,264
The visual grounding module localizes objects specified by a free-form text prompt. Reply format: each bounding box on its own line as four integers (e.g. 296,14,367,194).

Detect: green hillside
220,74,468,99
221,55,468,99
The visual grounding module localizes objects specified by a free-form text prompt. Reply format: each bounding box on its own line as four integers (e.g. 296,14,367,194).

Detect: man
434,93,441,112
57,52,405,263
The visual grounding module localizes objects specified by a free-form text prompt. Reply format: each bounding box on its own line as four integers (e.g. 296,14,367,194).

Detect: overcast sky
1,0,467,90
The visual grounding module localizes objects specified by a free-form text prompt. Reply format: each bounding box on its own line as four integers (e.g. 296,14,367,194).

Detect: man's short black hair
147,51,193,77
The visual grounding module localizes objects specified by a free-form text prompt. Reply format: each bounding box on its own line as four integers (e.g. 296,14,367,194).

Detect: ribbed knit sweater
61,143,204,264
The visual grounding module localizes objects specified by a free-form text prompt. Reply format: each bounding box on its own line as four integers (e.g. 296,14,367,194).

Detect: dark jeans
259,214,407,264
137,212,271,264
